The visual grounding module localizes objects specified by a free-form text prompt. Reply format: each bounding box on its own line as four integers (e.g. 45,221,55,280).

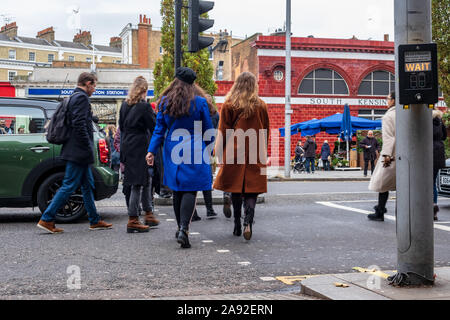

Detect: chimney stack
137,14,151,68
37,27,55,43
384,34,390,42
110,37,122,49
73,30,92,46
0,22,18,40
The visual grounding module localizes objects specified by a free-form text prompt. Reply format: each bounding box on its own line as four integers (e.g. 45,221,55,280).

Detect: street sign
398,43,439,105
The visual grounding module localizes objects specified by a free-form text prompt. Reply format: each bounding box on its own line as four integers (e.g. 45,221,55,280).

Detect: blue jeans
41,161,100,225
305,157,315,173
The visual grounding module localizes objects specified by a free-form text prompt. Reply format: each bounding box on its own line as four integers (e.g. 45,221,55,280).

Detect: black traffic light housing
398,43,439,105
188,0,215,53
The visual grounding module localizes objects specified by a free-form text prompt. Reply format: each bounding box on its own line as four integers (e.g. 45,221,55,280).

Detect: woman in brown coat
214,72,270,240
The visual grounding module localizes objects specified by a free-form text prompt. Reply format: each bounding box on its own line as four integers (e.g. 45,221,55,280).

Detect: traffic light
188,0,215,53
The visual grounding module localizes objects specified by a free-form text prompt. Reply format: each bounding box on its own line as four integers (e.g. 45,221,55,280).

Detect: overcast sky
1,0,395,45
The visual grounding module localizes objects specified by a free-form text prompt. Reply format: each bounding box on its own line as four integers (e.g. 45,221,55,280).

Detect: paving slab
300,275,389,300
300,268,450,300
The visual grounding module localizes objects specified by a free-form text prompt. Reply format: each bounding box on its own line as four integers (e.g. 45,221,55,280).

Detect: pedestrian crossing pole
392,0,435,286
284,0,292,178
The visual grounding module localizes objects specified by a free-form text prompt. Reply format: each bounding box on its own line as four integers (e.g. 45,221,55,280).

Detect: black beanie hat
175,67,197,84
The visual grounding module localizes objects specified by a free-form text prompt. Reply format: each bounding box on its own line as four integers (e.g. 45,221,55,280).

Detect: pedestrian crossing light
188,0,215,53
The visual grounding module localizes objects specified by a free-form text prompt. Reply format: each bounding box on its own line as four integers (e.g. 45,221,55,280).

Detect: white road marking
317,201,450,232
166,219,175,222
202,240,214,243
276,192,377,197
217,250,230,253
260,277,277,282
190,232,200,236
238,262,252,266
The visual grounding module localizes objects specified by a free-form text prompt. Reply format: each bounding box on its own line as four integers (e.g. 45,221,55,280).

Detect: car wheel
37,172,87,223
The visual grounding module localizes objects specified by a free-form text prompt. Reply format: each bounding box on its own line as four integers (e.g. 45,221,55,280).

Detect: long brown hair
224,72,259,119
156,78,196,118
194,85,217,116
126,76,148,106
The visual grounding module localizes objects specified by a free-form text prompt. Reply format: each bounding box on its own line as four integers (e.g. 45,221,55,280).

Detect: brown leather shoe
89,220,113,231
144,212,160,227
37,220,64,234
127,217,150,233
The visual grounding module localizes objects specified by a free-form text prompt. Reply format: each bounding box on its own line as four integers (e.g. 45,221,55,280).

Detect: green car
0,97,119,223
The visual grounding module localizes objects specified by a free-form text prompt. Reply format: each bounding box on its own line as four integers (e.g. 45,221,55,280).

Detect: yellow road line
352,267,395,280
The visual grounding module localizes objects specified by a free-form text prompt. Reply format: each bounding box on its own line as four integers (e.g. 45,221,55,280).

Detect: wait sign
398,43,438,105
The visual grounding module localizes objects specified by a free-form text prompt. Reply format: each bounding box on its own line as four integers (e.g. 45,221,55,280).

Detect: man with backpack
37,72,113,234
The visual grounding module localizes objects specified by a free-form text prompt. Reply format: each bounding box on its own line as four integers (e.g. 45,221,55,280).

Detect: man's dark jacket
60,88,95,165
360,137,380,161
303,139,317,158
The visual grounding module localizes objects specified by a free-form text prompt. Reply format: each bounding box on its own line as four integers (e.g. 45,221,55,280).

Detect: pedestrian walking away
146,67,214,249
360,131,380,177
432,108,447,221
320,140,331,171
214,72,270,241
304,136,317,174
192,92,218,221
368,92,396,222
37,72,113,234
119,76,160,234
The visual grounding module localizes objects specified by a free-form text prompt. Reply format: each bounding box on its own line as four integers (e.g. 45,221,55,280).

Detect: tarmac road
1,181,449,300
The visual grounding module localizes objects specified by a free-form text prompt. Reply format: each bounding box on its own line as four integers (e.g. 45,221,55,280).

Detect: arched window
358,71,395,96
298,68,349,95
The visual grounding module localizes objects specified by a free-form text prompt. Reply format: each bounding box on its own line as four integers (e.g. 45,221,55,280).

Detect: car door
0,105,53,198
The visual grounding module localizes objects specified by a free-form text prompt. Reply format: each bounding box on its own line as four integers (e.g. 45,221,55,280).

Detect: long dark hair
156,78,195,118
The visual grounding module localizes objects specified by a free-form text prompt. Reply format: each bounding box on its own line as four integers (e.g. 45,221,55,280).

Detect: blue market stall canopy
279,113,381,137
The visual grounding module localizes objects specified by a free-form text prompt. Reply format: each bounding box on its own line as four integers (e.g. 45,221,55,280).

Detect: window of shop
48,54,54,63
358,109,387,121
86,57,92,63
208,47,214,60
298,68,349,95
29,52,35,62
68,56,75,62
358,71,395,96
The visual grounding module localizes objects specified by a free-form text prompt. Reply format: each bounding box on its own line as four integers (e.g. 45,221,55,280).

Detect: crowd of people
35,70,447,248
36,68,270,249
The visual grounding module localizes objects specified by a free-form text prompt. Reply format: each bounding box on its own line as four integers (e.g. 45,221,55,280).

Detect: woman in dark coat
119,76,159,233
320,140,331,171
433,109,447,221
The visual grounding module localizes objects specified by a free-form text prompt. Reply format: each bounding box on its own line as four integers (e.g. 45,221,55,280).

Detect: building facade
0,22,122,82
216,34,447,163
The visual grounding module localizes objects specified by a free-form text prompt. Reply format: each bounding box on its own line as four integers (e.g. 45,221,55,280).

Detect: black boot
204,190,218,219
368,207,385,222
243,208,255,240
177,228,191,249
434,205,439,221
192,209,201,222
233,217,242,237
223,193,232,218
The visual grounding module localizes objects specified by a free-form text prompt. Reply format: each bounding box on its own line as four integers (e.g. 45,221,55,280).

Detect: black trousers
364,159,376,176
378,192,389,211
173,191,197,230
231,193,258,220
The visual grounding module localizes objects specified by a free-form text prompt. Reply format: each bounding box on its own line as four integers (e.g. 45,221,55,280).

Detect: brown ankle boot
145,212,160,227
37,220,64,234
127,217,150,233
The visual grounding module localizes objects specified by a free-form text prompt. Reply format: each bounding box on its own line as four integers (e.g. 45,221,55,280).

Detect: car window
0,106,47,135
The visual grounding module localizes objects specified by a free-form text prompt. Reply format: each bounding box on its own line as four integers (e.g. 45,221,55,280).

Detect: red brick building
215,35,447,165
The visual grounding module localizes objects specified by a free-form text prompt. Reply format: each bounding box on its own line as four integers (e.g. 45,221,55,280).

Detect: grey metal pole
284,0,292,178
175,0,182,71
392,0,434,286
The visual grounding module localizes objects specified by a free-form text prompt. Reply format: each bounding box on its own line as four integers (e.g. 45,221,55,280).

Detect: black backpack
45,93,79,145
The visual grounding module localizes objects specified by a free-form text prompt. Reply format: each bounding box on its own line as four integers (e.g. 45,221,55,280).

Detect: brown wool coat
213,99,270,194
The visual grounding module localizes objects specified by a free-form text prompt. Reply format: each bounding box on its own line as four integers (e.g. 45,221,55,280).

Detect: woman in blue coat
146,67,214,249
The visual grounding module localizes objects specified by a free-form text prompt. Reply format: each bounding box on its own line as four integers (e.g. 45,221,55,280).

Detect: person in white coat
368,92,396,221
